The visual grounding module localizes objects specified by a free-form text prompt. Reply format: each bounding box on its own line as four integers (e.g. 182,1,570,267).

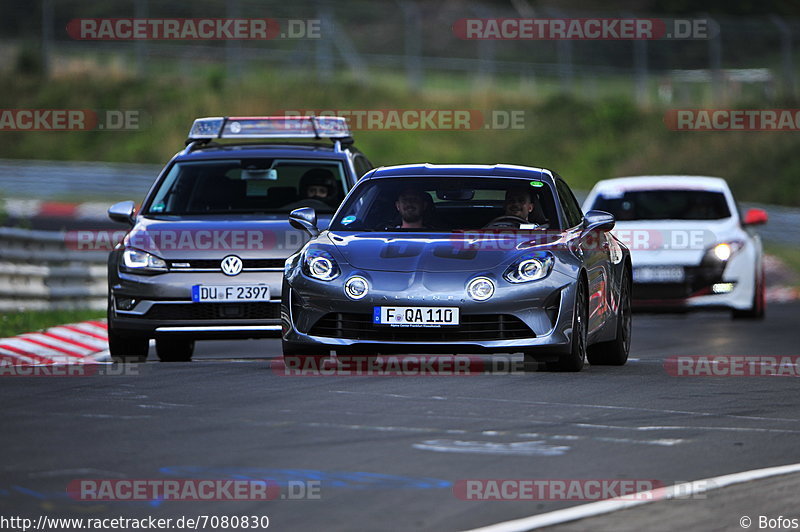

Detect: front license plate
633,267,685,283
191,284,270,302
374,306,460,327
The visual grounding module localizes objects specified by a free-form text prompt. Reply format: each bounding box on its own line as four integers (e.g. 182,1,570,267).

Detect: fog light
116,297,137,310
712,282,735,294
344,276,369,300
467,277,495,301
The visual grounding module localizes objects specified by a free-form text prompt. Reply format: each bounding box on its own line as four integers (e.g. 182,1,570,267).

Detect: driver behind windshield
301,168,336,202
484,187,536,228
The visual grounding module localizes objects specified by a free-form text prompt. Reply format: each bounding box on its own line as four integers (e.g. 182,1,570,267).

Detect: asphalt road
2,303,800,532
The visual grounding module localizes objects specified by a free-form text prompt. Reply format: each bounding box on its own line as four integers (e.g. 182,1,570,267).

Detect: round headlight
344,276,369,300
518,259,544,281
309,256,335,280
467,277,495,301
713,243,732,261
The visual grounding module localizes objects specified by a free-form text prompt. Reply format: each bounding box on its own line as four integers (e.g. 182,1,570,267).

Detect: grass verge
764,242,800,289
0,309,105,338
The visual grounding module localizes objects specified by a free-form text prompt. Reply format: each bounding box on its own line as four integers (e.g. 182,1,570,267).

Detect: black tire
587,270,631,366
554,278,588,372
109,329,149,363
732,264,765,320
155,338,195,362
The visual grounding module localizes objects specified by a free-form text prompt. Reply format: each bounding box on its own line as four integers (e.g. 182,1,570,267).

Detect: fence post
226,0,243,82
41,0,53,77
770,15,795,99
398,0,423,91
627,11,648,106
134,0,148,77
707,16,723,104
316,0,334,82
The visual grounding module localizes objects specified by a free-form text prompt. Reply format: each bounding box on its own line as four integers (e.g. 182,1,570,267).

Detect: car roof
367,163,555,182
591,175,730,193
174,143,355,162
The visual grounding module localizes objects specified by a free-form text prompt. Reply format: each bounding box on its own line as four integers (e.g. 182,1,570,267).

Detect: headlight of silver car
121,248,168,273
302,249,341,281
503,252,554,283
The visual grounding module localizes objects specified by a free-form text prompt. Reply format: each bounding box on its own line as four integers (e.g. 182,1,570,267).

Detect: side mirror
743,208,768,226
289,207,320,238
108,200,136,225
583,210,616,233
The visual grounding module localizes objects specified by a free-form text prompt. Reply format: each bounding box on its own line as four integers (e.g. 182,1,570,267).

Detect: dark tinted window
590,189,731,221
330,177,559,231
145,159,348,215
556,179,584,228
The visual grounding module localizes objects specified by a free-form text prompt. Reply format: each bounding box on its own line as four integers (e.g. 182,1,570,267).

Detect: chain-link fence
1,0,798,105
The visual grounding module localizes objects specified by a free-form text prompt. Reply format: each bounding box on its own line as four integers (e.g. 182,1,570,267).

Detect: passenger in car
394,188,433,229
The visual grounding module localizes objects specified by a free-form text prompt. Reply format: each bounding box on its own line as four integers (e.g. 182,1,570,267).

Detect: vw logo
221,255,243,276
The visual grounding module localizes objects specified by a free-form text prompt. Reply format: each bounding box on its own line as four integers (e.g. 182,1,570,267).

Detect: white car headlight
122,248,167,272
467,277,495,301
504,253,554,283
302,249,341,281
707,241,744,262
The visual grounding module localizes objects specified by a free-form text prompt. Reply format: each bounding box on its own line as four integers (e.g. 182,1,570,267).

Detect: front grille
145,302,280,320
308,313,534,341
168,259,284,270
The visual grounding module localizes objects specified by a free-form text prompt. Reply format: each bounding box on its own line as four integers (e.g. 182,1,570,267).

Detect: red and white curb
3,199,113,221
0,320,109,366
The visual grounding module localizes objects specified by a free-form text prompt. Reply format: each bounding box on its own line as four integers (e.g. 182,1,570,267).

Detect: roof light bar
187,116,351,142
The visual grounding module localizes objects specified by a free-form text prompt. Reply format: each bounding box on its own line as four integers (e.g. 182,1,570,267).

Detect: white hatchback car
583,176,768,319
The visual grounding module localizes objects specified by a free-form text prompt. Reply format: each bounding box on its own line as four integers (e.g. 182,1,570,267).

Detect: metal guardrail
0,227,106,311
0,159,161,200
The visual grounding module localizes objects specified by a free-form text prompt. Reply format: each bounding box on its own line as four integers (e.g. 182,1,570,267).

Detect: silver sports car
281,164,631,372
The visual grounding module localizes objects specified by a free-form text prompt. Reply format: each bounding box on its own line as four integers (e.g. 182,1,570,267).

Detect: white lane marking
517,433,684,447
261,420,469,435
28,468,126,478
450,396,800,423
333,390,446,400
462,462,800,532
413,440,570,456
333,390,800,424
574,423,800,435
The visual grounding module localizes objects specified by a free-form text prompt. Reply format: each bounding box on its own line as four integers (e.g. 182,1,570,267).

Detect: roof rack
185,116,353,149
